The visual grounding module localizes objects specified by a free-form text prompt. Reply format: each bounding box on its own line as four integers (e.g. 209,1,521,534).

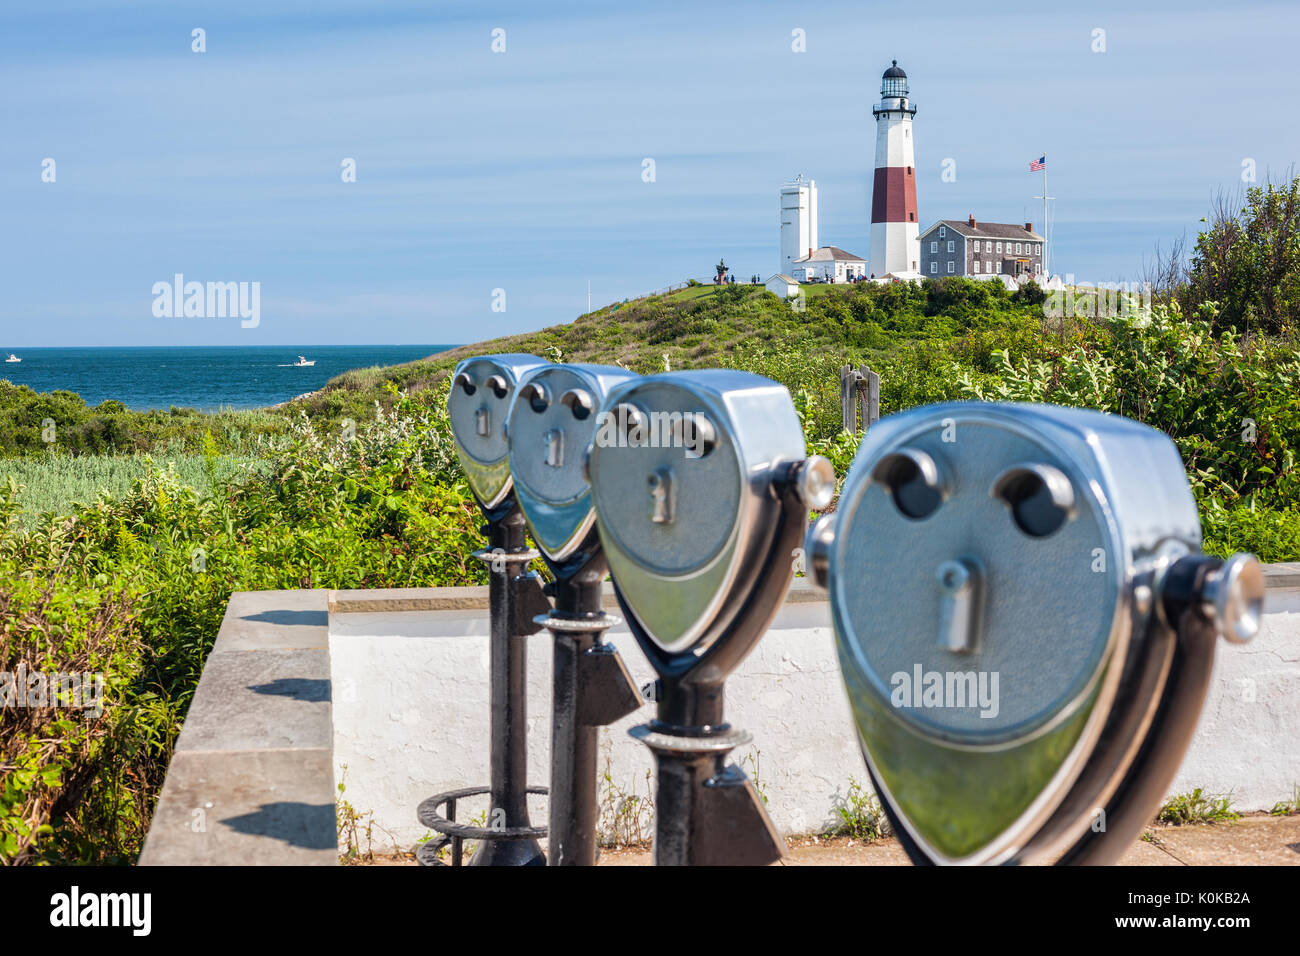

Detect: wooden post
841,364,881,435
839,365,855,434
860,366,880,433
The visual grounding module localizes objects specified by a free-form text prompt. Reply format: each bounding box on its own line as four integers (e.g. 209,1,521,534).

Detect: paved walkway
593,814,1300,866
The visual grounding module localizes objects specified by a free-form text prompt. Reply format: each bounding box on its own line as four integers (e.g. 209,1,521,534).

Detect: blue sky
2,0,1297,346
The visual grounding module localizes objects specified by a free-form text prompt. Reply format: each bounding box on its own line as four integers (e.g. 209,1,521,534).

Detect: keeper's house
920,216,1044,280
791,246,868,283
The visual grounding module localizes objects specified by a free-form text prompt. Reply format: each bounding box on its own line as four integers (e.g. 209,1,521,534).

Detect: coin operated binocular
806,402,1265,865
419,353,552,867
506,363,645,866
587,370,834,866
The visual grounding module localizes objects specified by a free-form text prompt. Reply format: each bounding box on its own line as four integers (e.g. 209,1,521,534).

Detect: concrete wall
328,575,1300,852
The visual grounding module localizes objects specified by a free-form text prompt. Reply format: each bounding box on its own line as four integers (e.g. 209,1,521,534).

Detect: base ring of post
415,785,549,867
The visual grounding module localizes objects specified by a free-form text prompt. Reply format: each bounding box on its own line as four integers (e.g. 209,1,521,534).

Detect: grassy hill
288,276,1300,561
292,278,1050,442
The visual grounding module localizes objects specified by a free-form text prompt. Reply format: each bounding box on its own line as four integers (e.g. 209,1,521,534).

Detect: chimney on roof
1025,222,1033,232
808,247,813,257
968,215,977,228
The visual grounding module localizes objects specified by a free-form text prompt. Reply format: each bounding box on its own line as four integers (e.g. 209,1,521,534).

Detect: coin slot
648,467,675,524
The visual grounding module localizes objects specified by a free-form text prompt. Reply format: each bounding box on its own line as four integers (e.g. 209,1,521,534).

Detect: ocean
0,345,456,412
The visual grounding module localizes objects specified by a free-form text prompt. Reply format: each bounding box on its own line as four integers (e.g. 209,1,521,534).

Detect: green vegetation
597,760,655,847
1,395,485,863
0,381,284,457
1270,785,1299,817
1181,175,1300,336
336,765,399,864
824,777,891,842
1156,788,1241,826
3,188,1299,862
0,453,265,527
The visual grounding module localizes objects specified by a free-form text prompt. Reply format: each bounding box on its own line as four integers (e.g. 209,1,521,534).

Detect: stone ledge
1263,561,1300,590
330,575,835,615
139,748,336,866
329,564,1298,615
140,590,335,866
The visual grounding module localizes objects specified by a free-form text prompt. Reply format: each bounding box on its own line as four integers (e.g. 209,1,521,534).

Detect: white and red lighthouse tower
869,60,920,279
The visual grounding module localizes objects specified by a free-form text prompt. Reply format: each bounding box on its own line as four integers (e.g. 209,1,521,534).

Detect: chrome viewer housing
807,401,1264,866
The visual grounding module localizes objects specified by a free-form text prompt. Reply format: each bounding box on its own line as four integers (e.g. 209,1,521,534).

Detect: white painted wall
765,275,799,298
793,257,865,283
329,590,1300,851
870,220,920,276
873,109,914,169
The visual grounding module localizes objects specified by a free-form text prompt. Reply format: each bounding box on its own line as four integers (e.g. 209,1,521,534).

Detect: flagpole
1042,157,1048,278
1033,155,1053,281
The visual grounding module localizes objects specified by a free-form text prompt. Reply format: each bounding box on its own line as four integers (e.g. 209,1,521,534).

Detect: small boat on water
292,355,315,367
4,354,19,363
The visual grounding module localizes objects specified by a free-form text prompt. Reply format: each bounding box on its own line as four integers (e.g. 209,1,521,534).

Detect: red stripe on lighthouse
870,167,918,224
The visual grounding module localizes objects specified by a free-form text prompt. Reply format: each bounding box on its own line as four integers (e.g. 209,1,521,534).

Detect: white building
869,60,920,279
780,175,818,276
791,246,867,283
765,274,800,298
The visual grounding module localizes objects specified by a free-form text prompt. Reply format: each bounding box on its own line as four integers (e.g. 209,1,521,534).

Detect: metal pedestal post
537,577,642,866
418,506,549,867
473,510,548,867
629,681,783,867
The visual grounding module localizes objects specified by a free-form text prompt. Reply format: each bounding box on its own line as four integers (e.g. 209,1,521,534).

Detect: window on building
973,261,980,274
930,262,937,274
996,261,1002,273
940,226,946,238
985,241,992,252
947,240,954,252
947,261,954,274
930,241,937,253
1015,243,1022,254
996,242,1002,253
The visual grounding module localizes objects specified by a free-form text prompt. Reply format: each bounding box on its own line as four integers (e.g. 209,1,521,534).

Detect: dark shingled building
919,216,1045,281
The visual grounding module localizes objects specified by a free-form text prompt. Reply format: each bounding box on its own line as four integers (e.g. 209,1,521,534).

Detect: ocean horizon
0,345,457,412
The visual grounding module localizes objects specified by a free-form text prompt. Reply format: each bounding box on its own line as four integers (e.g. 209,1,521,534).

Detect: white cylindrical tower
869,60,919,278
780,175,818,275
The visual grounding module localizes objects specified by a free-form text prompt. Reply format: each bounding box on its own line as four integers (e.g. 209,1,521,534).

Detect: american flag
1030,155,1046,171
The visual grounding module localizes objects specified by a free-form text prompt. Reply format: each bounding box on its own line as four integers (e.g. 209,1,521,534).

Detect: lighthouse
869,60,920,279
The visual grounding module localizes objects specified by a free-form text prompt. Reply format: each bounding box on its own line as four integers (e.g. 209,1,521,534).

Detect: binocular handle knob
806,513,836,590
1203,552,1265,645
793,455,836,510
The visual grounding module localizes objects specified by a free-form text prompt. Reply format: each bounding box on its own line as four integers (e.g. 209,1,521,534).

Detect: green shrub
0,391,485,863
